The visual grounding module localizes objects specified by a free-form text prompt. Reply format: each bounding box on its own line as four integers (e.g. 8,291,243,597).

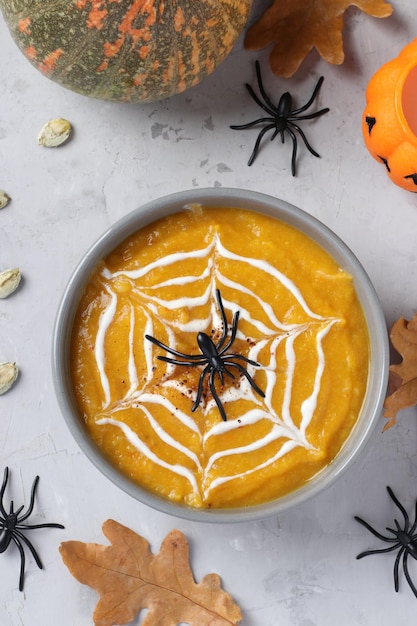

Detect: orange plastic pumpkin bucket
362,39,417,192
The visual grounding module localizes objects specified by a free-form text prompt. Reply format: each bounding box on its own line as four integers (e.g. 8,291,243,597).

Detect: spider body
276,91,292,121
196,332,235,380
355,486,417,597
146,289,264,421
0,467,64,591
230,61,329,175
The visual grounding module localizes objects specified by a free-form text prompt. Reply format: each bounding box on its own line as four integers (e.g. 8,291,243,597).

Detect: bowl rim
52,187,389,523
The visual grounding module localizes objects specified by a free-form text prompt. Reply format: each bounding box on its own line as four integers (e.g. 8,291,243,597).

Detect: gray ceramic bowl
52,188,389,522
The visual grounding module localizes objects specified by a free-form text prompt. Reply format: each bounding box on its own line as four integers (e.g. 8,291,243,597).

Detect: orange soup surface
71,206,369,508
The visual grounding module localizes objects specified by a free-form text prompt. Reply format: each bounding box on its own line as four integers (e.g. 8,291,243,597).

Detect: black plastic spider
145,289,265,421
0,466,65,591
355,486,417,597
230,60,329,175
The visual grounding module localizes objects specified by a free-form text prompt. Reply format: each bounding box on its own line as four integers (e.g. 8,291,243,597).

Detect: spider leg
225,361,265,398
254,60,279,115
246,83,273,115
230,117,274,131
218,310,240,353
388,518,406,536
17,475,39,523
268,128,279,143
408,499,417,535
354,515,400,543
145,335,204,361
17,521,65,530
269,126,287,145
290,76,325,115
387,486,410,531
214,289,229,349
191,365,210,412
11,534,26,591
14,505,25,519
393,547,405,592
403,552,417,597
288,122,320,158
247,123,277,166
218,366,235,386
226,353,262,367
158,355,205,367
209,370,227,421
0,467,9,518
288,108,330,123
14,528,43,570
283,126,298,176
356,543,402,559
243,79,276,118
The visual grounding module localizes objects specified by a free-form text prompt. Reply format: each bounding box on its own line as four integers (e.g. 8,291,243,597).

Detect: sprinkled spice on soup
70,206,369,508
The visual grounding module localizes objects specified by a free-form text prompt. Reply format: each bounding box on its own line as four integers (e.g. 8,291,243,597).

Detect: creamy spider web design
87,232,343,505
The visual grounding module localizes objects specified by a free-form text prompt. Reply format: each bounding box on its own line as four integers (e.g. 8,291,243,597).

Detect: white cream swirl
92,233,341,502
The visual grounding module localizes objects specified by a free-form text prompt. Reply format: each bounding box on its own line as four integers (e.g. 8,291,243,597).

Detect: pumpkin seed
0,362,18,395
37,118,72,147
0,268,21,299
0,190,11,209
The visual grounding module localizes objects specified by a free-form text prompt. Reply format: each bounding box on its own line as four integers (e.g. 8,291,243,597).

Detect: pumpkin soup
70,206,369,508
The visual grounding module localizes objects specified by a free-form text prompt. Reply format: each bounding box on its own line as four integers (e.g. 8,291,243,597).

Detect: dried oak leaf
384,313,417,431
59,519,242,626
244,0,394,77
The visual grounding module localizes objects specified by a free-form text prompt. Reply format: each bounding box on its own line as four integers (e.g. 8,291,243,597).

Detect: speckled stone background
1,1,417,624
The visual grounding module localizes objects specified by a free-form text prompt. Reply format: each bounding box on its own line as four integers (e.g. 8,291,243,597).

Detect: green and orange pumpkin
362,39,417,192
0,0,252,103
